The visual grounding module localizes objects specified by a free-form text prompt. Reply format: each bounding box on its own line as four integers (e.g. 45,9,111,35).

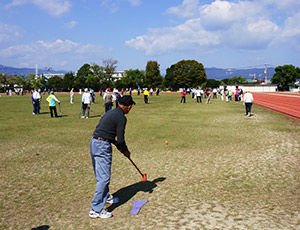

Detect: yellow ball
165,140,168,144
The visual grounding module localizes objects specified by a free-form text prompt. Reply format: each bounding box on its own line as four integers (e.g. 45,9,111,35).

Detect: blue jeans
90,137,112,212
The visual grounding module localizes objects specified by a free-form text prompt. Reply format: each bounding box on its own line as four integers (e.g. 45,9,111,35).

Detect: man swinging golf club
89,95,135,219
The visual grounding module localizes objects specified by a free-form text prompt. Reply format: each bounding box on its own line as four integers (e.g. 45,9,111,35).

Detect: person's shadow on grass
107,177,166,212
31,225,50,230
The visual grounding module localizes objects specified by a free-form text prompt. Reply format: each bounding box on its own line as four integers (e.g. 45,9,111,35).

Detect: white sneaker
89,209,112,219
106,194,119,204
81,116,85,118
86,117,89,119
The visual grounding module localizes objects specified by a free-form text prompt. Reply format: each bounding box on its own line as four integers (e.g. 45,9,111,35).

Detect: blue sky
0,0,300,74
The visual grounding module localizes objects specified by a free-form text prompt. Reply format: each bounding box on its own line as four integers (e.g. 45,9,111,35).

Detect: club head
142,174,147,182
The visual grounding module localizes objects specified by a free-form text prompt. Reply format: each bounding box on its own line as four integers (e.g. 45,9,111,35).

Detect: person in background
70,88,74,104
213,88,218,99
150,88,153,96
228,90,233,101
103,88,115,113
82,88,91,118
243,90,254,117
144,88,149,103
46,91,60,117
32,89,41,114
180,90,186,103
195,87,202,103
31,90,35,114
115,91,121,108
206,91,211,104
235,87,239,102
90,89,95,104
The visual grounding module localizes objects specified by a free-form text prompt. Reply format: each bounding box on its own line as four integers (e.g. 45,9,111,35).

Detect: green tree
121,69,145,89
164,64,178,90
173,60,207,88
204,79,221,89
102,59,118,87
11,75,25,87
145,60,163,88
89,63,105,90
62,72,75,91
222,76,247,85
25,74,44,90
0,73,9,92
271,65,300,86
75,63,93,89
48,75,63,90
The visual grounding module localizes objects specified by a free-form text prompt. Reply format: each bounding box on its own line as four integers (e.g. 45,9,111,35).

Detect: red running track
252,92,300,121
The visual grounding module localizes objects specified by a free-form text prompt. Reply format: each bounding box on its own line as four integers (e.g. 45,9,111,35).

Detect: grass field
1,93,299,230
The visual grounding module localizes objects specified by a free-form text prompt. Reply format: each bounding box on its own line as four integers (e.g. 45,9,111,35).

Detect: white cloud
282,13,300,38
128,0,141,6
100,0,119,13
127,0,298,55
126,18,220,55
280,12,300,50
0,22,22,43
165,0,199,18
199,1,263,30
0,39,110,69
65,20,78,29
5,0,71,17
222,18,280,50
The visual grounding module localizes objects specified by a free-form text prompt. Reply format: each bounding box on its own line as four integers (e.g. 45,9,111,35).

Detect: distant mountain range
0,64,275,80
205,67,275,80
0,64,67,76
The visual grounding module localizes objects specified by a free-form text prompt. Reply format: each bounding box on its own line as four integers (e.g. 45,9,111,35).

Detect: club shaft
129,157,143,177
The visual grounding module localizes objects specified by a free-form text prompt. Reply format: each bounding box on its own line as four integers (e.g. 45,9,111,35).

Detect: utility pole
35,64,38,79
264,64,268,83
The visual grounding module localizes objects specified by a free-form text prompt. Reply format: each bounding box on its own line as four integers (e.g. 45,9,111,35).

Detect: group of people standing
218,87,254,116
179,86,254,116
80,87,124,119
31,89,61,117
180,87,212,104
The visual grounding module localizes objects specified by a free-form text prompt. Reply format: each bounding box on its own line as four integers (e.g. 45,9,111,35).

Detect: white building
43,73,65,79
112,71,125,81
221,84,278,93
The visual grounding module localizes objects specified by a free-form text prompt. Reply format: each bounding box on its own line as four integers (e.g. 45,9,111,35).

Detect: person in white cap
81,88,91,118
70,88,74,104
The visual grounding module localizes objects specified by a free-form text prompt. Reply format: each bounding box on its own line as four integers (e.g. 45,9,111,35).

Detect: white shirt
243,92,254,103
82,92,91,104
32,91,41,100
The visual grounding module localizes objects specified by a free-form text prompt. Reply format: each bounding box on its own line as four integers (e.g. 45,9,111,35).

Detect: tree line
1,60,299,92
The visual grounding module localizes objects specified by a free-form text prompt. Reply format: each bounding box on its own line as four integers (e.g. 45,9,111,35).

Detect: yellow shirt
144,90,149,96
